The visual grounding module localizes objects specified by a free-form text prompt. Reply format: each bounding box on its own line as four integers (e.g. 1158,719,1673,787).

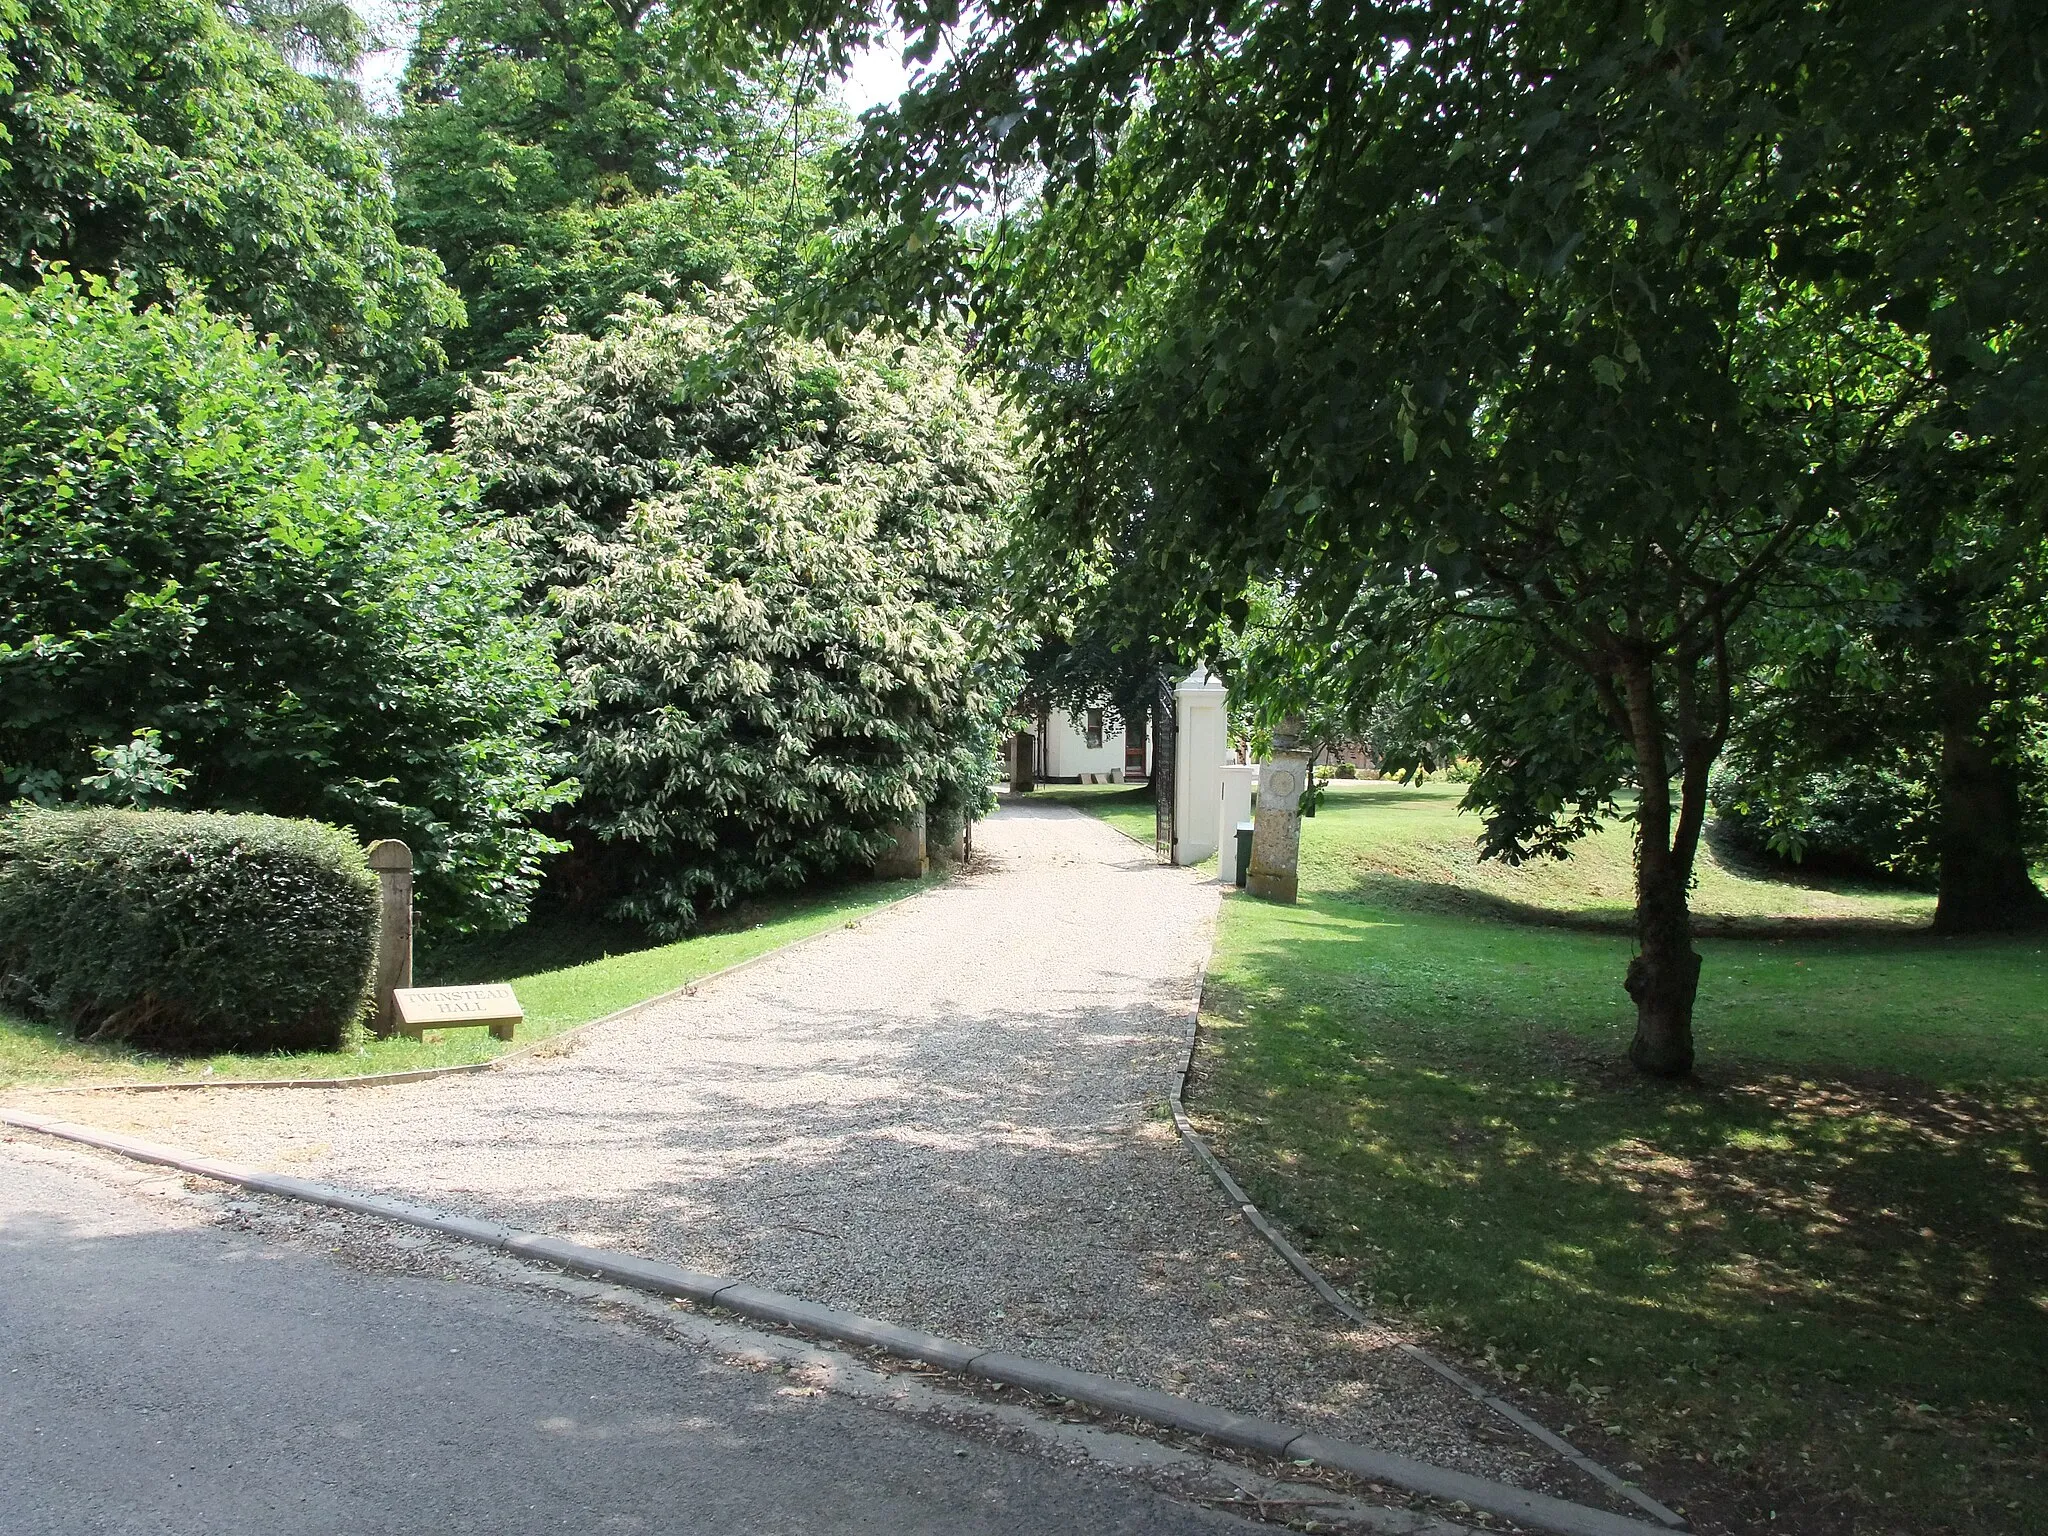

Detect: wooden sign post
391,984,523,1042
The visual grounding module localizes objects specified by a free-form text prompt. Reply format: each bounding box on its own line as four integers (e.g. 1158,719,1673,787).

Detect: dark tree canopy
1722,460,2048,930
0,0,461,380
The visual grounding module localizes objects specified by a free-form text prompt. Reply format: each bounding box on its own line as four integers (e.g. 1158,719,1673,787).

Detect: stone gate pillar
875,806,928,878
1172,668,1229,865
1009,730,1035,793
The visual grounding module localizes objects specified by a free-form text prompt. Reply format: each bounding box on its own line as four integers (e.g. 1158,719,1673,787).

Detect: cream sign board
392,984,522,1041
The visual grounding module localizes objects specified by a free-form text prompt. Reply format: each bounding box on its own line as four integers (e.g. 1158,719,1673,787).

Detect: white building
1034,705,1150,783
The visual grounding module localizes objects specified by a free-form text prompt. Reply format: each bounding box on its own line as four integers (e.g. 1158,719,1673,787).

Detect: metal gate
1151,671,1177,864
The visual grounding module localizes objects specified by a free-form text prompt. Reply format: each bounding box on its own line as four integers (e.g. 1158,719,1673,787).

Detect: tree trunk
1626,852,1702,1077
1935,686,2048,932
1620,655,1704,1078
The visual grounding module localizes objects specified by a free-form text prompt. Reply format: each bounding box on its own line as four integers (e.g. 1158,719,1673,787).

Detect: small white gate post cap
1175,666,1227,699
366,839,412,871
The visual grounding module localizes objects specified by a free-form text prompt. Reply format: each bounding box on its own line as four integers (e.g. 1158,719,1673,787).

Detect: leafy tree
778,0,2047,1075
389,0,841,423
1720,479,2048,926
0,0,460,380
457,287,1020,931
1218,583,1372,759
0,273,572,932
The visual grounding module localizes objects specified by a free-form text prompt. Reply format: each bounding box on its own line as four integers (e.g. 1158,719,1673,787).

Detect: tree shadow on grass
1195,915,2048,1536
1338,868,1930,940
419,914,663,984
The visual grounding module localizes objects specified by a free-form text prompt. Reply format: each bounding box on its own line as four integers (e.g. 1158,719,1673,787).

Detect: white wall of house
1039,707,1142,781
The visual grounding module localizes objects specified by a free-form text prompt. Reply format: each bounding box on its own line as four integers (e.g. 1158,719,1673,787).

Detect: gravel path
13,800,1564,1490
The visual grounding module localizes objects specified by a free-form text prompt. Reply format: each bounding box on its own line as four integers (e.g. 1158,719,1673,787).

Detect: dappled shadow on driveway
0,1146,1260,1536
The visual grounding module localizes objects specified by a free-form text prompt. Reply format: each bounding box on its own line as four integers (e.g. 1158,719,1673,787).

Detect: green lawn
1019,781,1161,847
1196,781,2045,1535
0,875,936,1089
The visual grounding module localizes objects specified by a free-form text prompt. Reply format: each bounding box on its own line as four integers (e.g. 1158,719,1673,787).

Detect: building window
1085,708,1104,749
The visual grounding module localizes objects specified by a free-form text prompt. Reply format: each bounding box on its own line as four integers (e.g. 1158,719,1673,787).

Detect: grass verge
1196,781,2044,1536
0,874,938,1089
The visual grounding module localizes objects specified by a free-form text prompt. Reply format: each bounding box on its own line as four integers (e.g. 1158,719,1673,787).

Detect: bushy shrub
0,273,573,933
1335,762,1358,779
0,808,379,1052
459,287,1021,932
1710,755,1937,884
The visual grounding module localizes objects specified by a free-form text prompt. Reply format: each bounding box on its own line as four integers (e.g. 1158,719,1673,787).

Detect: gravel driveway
14,800,1564,1489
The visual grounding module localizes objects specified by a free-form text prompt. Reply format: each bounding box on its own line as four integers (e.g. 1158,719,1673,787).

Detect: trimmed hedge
0,809,379,1053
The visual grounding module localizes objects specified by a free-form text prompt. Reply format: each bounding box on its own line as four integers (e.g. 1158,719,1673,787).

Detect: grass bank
1197,781,2044,1535
0,875,937,1089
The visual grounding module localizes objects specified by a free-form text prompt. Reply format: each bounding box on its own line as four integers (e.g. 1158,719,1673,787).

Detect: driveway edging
1167,942,1688,1532
2,1108,1672,1536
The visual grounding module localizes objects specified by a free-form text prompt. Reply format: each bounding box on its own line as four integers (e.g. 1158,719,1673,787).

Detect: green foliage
225,0,370,83
1219,582,1367,758
1711,756,1938,885
389,0,841,422
0,807,378,1052
76,730,193,810
458,288,1020,931
788,0,2048,1065
0,272,572,932
1726,476,2048,923
0,0,460,380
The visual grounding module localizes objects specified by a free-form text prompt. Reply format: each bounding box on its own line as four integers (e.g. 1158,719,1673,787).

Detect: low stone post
1218,764,1255,886
365,839,413,1038
1009,730,1036,793
875,806,929,879
1246,747,1310,903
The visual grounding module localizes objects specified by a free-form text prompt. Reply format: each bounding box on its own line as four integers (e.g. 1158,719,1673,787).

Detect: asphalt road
0,1146,1257,1536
